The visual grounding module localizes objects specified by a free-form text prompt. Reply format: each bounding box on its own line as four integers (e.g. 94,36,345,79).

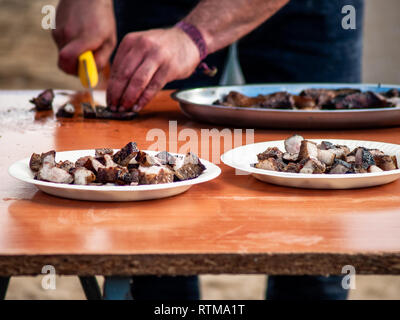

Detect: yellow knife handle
78,51,99,88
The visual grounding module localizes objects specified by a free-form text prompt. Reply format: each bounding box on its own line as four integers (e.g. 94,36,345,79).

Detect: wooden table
1,90,400,284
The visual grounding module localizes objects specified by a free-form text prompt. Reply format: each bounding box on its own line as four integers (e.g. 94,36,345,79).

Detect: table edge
1,252,400,276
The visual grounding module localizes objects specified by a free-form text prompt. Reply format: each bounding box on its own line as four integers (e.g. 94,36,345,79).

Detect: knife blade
78,51,98,111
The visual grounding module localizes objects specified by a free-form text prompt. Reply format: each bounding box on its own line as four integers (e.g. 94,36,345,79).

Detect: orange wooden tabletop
1,90,400,276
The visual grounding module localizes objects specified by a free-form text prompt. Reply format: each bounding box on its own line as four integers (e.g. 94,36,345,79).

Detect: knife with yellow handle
78,51,98,109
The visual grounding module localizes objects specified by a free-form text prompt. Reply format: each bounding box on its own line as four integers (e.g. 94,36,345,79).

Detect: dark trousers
130,275,348,300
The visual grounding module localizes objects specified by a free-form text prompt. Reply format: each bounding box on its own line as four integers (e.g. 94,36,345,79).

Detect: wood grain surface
1,90,400,276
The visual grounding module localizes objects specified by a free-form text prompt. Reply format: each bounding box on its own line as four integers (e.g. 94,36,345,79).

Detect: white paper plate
9,150,221,201
221,139,400,189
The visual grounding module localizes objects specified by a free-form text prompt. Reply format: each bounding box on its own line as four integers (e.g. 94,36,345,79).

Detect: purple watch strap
176,21,208,61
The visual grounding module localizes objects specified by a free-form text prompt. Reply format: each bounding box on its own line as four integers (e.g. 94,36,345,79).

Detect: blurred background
1,0,400,299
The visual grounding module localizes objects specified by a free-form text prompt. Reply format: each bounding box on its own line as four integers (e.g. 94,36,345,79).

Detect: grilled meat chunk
299,158,326,174
373,155,398,171
283,152,299,162
56,160,75,173
113,142,139,166
95,148,114,157
328,160,353,174
139,165,175,184
257,147,283,161
82,103,97,119
318,141,335,150
136,151,163,167
317,149,336,166
29,153,42,172
282,162,300,173
255,158,284,171
284,134,304,154
326,91,394,110
217,91,263,108
298,140,318,160
96,154,117,168
173,153,206,181
95,105,137,120
30,89,55,111
300,88,337,107
354,147,375,169
76,156,105,174
368,165,384,173
119,168,140,186
37,166,74,184
41,150,56,167
259,92,295,109
56,103,75,118
292,95,317,110
72,167,96,185
156,151,176,166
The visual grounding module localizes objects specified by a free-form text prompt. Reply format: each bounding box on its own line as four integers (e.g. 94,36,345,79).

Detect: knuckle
131,77,147,89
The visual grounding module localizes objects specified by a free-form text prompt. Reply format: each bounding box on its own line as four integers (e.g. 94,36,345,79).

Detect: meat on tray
214,88,400,110
30,89,55,111
253,135,398,174
29,143,206,186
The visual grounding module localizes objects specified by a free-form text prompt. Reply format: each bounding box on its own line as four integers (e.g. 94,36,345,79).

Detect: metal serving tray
171,83,400,129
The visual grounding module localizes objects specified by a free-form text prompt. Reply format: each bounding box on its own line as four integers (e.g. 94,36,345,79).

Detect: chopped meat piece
329,145,350,160
384,88,399,98
317,149,336,166
257,147,283,161
72,167,96,185
173,153,206,181
367,149,385,157
284,134,304,154
299,158,326,174
81,156,105,174
334,88,362,96
254,158,281,171
217,91,295,109
298,140,318,160
97,166,128,184
75,156,91,168
118,168,140,186
282,162,300,173
328,160,353,174
113,142,139,166
259,92,295,109
82,103,97,119
96,154,117,168
345,155,356,163
374,155,398,171
37,166,74,184
139,165,175,184
95,105,137,121
56,103,75,118
318,141,335,150
216,91,264,108
29,153,42,172
30,89,55,111
283,152,298,162
326,91,394,110
300,88,337,107
95,148,114,157
368,165,384,173
136,151,163,167
354,147,375,169
56,160,75,173
41,150,56,167
156,151,177,166
292,95,317,110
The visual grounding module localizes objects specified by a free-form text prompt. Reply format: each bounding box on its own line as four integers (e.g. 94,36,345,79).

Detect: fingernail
118,106,126,113
133,104,141,112
110,105,117,112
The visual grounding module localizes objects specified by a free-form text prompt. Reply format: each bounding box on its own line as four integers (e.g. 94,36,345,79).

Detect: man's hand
52,0,117,75
106,28,201,112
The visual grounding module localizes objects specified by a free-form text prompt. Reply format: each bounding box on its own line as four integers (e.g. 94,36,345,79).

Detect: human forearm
183,0,289,54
